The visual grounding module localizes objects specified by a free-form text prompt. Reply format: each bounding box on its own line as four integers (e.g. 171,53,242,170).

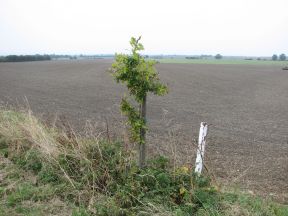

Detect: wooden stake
195,122,208,175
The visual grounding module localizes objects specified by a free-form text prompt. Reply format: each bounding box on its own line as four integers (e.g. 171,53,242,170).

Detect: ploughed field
0,60,287,202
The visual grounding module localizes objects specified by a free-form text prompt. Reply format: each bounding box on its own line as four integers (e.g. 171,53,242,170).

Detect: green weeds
0,109,287,215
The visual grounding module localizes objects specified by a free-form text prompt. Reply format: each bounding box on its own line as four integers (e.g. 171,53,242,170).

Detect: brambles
0,109,287,215
0,109,219,215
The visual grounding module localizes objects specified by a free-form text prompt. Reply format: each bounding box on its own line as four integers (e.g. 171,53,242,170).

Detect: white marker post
195,122,208,175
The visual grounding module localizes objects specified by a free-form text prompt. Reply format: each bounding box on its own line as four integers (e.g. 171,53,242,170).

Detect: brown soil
0,60,287,202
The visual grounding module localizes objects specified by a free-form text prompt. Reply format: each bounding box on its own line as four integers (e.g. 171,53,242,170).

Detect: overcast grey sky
0,0,287,56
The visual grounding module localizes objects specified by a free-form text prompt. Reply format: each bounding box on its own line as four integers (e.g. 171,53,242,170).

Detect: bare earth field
0,60,287,202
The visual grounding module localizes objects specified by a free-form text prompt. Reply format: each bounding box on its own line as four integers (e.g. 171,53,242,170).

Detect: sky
0,0,287,56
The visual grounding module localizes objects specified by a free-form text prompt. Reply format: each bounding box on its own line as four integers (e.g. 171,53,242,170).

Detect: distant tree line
185,56,200,59
0,55,51,62
185,55,214,60
272,54,286,61
215,54,222,59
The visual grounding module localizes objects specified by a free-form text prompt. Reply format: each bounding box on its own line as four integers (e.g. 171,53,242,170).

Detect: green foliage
94,197,130,216
112,37,167,103
6,183,35,207
1,109,288,215
72,207,91,216
120,98,146,143
89,152,221,215
38,164,60,184
0,136,8,158
6,182,55,207
15,149,43,174
1,131,220,215
111,36,168,144
222,192,288,216
272,54,278,61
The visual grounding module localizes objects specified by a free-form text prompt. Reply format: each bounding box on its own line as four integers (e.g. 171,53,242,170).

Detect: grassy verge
0,109,287,215
155,58,288,66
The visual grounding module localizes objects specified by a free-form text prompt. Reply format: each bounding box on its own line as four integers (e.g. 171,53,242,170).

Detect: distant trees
215,54,222,59
185,54,213,59
185,56,199,60
272,54,287,61
279,53,286,61
272,54,278,61
0,55,51,62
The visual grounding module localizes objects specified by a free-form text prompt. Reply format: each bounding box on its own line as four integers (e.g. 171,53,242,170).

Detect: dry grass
0,108,287,215
0,108,60,157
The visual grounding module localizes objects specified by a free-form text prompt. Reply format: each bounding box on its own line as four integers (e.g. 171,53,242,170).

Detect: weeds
0,108,287,215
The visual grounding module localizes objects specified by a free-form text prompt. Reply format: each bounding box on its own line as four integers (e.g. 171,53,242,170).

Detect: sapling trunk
139,94,147,168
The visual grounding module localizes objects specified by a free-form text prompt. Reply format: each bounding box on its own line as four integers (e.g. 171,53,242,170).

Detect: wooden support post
195,122,208,175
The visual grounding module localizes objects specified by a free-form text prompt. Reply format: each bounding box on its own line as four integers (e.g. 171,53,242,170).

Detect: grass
0,108,287,215
155,58,288,66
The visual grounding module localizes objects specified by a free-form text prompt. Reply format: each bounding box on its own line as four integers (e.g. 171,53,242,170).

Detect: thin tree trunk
139,94,147,168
